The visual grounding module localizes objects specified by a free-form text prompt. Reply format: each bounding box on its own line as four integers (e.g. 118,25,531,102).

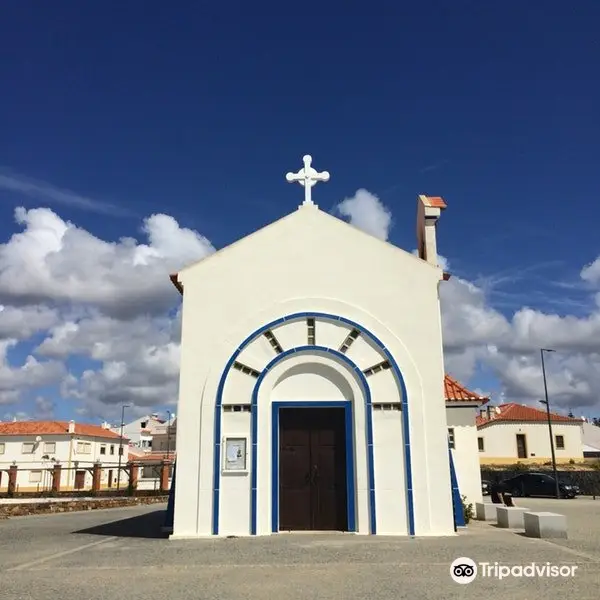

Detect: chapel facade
167,155,483,538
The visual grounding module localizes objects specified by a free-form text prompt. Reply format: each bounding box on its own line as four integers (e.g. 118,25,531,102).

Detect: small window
43,442,56,454
372,403,401,411
555,435,565,450
477,437,484,452
264,330,283,354
76,442,91,454
141,421,147,429
223,404,251,413
118,446,124,456
232,361,260,378
29,470,42,483
100,445,106,455
363,361,391,377
448,428,455,449
339,329,360,354
22,442,35,454
0,442,5,454
110,445,115,455
307,317,316,345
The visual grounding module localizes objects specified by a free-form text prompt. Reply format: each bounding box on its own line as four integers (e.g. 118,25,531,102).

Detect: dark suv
503,472,579,499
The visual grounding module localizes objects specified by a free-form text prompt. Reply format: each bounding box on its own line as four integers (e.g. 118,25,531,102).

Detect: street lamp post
117,404,130,491
540,348,561,499
166,410,172,462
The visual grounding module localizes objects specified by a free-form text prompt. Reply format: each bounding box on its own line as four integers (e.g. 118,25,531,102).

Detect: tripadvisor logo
450,557,578,583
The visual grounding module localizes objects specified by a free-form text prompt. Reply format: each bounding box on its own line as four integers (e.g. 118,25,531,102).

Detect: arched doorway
271,362,356,532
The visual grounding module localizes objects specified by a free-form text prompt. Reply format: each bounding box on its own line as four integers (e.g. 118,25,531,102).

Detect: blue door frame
271,401,357,533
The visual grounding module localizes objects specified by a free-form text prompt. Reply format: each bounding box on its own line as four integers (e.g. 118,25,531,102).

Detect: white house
444,375,487,508
112,413,170,451
582,421,600,459
476,403,584,465
0,420,129,492
152,418,177,454
168,154,483,539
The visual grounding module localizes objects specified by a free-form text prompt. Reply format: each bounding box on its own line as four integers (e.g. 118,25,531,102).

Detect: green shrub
461,495,474,524
513,462,529,472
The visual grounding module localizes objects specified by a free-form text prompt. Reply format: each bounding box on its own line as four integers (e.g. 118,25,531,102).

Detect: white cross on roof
285,155,330,206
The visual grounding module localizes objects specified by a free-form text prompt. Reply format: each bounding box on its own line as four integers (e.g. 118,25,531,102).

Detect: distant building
0,420,129,492
582,421,600,459
111,413,170,451
476,403,584,465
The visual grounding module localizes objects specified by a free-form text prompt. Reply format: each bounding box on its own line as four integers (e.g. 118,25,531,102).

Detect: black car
502,472,579,499
481,479,491,495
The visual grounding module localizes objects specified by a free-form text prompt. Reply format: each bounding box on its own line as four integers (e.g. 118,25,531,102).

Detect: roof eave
170,273,183,295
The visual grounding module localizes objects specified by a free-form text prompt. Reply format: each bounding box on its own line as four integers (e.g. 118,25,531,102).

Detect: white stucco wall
478,422,584,463
446,406,483,506
172,205,456,538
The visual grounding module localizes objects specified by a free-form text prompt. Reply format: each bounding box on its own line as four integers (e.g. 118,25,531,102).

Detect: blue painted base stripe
449,448,465,529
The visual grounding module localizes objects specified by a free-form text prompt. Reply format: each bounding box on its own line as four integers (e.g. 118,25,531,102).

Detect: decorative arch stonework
212,312,415,536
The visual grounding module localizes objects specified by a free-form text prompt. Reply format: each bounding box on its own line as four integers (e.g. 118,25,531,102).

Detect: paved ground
1,497,599,599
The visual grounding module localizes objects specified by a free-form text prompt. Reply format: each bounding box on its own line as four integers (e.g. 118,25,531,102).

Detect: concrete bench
475,502,498,521
524,511,567,539
496,506,528,529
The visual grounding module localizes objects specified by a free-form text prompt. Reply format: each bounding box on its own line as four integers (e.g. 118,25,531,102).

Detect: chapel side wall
446,406,483,506
176,207,454,536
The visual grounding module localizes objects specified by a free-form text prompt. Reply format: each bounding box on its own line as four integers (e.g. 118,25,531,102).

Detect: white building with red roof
0,420,129,492
476,403,584,465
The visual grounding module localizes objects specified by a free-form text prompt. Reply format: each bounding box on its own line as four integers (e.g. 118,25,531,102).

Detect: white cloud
0,197,599,419
0,339,65,404
0,207,214,319
0,169,132,216
439,255,600,410
581,257,600,285
0,305,59,340
334,189,393,241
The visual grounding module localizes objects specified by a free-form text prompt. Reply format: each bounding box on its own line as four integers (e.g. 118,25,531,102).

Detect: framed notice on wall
222,437,247,472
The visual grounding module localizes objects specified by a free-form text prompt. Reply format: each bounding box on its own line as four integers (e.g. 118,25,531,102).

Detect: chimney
68,420,75,434
416,195,447,268
101,421,110,429
486,406,492,420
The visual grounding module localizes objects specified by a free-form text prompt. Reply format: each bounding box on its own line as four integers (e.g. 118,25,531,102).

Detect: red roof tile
0,421,125,439
444,375,488,404
424,195,447,209
133,451,176,462
476,403,582,428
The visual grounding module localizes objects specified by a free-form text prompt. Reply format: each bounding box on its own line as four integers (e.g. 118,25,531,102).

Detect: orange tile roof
133,451,176,462
476,403,582,428
425,195,447,209
444,375,488,404
0,421,125,439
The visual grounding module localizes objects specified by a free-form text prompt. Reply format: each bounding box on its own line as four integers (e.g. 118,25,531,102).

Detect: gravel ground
1,497,599,599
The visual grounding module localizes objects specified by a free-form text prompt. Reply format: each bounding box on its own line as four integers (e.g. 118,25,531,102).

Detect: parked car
481,479,490,495
502,472,579,499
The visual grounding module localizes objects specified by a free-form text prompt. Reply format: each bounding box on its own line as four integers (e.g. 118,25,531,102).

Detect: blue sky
1,1,599,422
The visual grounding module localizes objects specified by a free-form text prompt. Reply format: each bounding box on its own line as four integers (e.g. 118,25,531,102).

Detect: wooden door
278,407,347,531
108,470,113,488
516,434,527,459
74,470,85,490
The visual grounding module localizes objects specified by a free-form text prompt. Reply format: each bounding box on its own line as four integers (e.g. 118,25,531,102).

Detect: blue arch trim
212,311,414,537
254,347,371,534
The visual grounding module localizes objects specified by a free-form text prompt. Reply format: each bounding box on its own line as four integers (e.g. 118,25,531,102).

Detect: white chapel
168,155,484,539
